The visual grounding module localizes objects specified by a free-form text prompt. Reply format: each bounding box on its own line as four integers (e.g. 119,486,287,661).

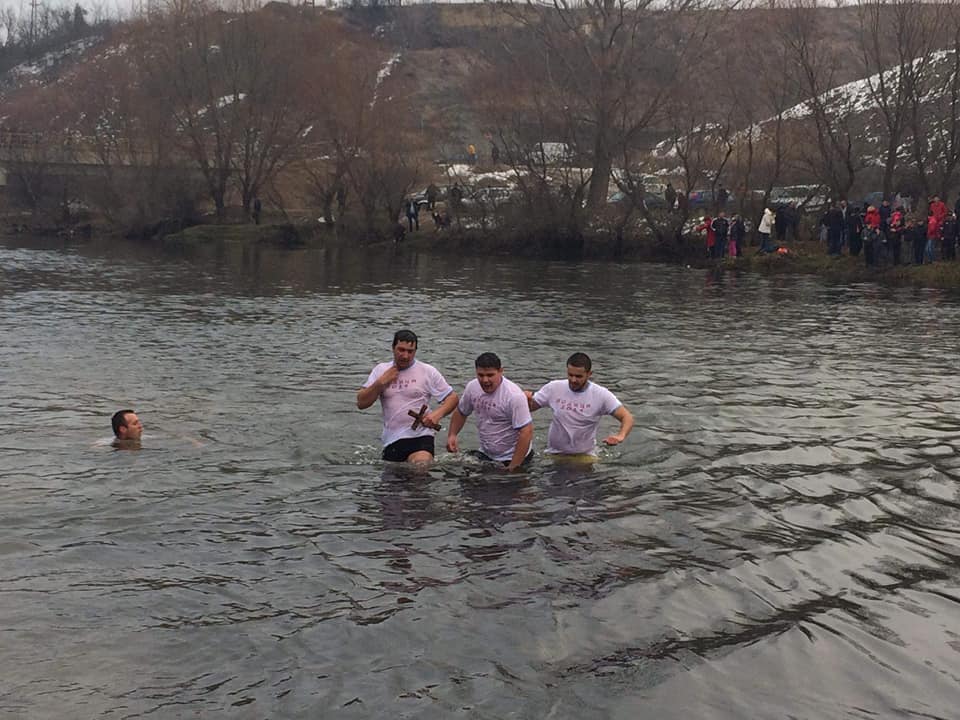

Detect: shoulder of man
537,378,565,396
501,376,528,397
370,360,392,375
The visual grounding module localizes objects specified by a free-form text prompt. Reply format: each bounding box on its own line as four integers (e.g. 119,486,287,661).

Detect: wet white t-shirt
363,359,454,447
458,377,533,461
532,380,622,455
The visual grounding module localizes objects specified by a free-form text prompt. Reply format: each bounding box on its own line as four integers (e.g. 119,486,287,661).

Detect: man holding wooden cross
357,329,459,463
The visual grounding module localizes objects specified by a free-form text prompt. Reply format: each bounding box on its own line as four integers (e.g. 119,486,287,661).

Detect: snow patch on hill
7,36,102,81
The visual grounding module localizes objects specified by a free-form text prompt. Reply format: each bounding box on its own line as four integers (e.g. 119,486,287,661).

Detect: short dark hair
567,352,592,371
392,329,418,348
475,352,501,369
112,409,134,437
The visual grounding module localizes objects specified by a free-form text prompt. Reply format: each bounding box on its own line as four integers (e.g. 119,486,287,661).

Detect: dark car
607,190,666,209
408,189,432,211
687,189,735,208
769,185,828,213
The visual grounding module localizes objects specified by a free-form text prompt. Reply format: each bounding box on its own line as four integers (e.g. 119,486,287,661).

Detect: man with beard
525,353,634,458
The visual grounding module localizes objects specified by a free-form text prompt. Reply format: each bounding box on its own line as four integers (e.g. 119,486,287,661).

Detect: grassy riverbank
141,219,960,290
730,240,960,288
160,221,310,247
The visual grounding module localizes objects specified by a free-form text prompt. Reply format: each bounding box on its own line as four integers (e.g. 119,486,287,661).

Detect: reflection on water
3,234,960,719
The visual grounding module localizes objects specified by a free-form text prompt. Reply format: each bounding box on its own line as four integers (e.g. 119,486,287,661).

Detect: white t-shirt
363,359,454,447
532,380,622,455
458,376,533,462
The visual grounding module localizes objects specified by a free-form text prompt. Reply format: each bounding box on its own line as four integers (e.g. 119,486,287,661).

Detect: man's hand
446,434,460,453
422,409,443,430
409,405,442,431
603,434,625,446
378,365,399,389
523,390,541,412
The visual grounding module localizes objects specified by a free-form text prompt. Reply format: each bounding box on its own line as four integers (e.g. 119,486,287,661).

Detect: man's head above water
112,409,143,443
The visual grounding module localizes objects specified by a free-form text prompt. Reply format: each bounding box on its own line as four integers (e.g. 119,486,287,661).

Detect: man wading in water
525,352,634,458
357,330,459,464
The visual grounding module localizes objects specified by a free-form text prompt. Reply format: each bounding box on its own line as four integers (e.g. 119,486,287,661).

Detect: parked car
408,188,433,210
607,190,667,210
530,142,574,165
462,186,516,207
687,189,735,208
769,185,828,212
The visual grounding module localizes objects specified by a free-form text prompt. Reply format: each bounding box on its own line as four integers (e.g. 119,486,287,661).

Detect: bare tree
857,0,940,199
138,0,309,219
731,26,803,236
499,0,708,213
73,22,195,229
138,0,235,217
906,2,960,199
301,37,421,237
219,3,312,215
1,86,79,220
778,0,863,200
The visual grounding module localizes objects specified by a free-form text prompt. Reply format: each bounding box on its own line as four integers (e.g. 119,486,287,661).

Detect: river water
2,234,960,719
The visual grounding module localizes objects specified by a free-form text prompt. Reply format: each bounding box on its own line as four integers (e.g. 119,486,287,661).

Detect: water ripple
3,238,960,718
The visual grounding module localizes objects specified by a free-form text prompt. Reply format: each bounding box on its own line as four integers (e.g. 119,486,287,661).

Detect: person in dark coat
449,183,464,212
846,205,864,256
729,214,746,257
716,185,729,212
839,199,849,248
908,219,926,265
711,212,730,258
824,203,845,256
664,182,677,211
876,199,892,265
775,204,789,245
405,198,420,232
941,212,958,260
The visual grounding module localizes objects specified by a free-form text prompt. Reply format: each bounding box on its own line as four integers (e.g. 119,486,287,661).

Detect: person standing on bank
358,330,459,463
446,352,533,471
404,198,420,232
525,353,633,457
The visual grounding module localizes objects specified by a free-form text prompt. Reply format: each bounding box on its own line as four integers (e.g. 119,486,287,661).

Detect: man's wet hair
475,352,502,369
392,329,418,348
112,409,134,437
567,352,592,371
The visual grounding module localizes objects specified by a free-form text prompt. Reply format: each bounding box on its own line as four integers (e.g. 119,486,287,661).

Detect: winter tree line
3,0,960,252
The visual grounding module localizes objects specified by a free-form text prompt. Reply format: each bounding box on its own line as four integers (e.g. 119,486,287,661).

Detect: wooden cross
408,404,441,431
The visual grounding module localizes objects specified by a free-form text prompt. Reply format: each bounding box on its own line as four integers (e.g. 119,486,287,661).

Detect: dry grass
730,239,960,289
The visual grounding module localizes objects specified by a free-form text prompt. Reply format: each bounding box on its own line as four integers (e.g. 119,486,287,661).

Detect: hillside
0,1,956,237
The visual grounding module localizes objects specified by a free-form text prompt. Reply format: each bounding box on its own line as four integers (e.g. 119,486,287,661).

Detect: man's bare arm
603,406,634,446
356,366,399,409
507,423,533,471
